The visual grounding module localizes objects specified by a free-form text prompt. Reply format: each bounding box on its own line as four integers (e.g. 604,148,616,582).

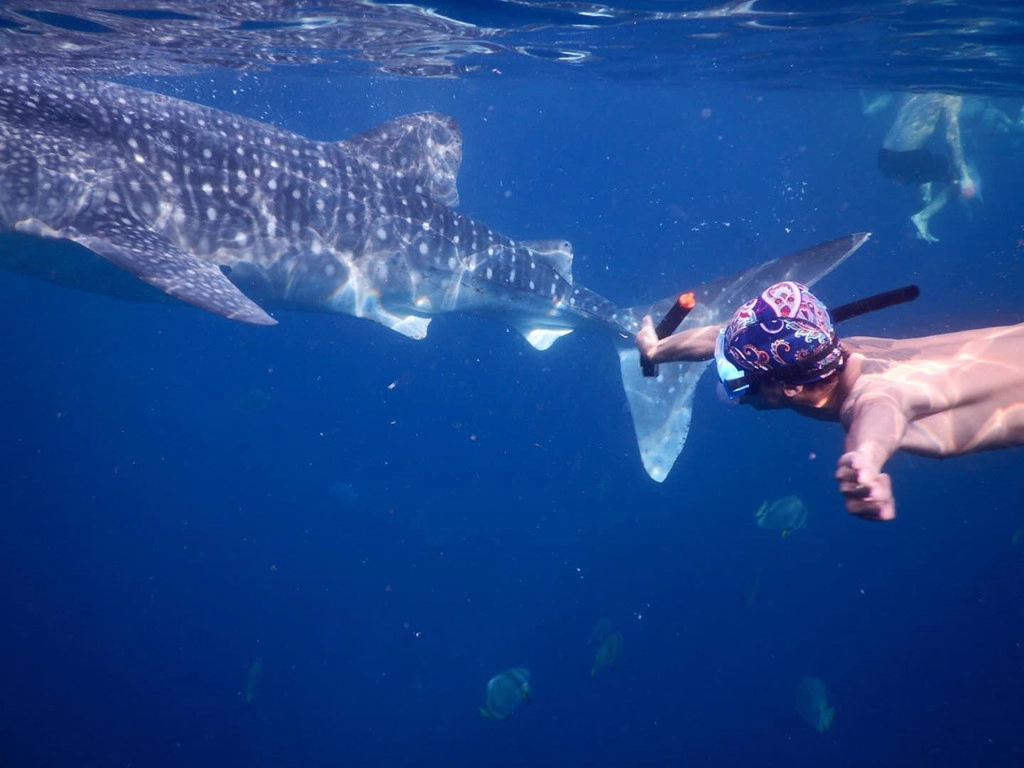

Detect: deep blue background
2,56,1024,768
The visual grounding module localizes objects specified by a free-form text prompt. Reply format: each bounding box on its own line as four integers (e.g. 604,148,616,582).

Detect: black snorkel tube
830,284,920,324
641,292,696,377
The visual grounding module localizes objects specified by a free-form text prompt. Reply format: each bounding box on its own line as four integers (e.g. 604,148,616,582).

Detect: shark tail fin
616,339,709,482
614,233,872,482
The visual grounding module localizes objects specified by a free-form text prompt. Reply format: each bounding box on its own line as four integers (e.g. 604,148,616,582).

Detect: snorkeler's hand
835,451,895,522
959,174,977,200
636,315,658,360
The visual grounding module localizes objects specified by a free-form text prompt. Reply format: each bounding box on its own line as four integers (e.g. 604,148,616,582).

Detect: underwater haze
1,2,1024,767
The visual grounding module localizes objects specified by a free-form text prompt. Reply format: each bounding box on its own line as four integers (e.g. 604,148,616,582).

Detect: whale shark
0,70,869,480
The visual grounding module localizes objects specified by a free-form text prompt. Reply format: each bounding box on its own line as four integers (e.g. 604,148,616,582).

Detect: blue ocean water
1,3,1024,766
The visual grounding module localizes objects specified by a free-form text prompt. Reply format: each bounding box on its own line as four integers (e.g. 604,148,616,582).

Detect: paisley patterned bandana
722,281,845,386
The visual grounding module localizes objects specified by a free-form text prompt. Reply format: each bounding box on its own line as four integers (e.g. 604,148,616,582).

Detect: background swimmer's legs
911,183,953,243
919,182,933,205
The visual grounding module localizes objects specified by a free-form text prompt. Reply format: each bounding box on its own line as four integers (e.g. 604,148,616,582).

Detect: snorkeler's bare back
842,323,1024,457
882,93,959,152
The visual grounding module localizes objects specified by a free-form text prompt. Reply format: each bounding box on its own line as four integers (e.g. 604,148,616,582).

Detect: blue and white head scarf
722,281,845,386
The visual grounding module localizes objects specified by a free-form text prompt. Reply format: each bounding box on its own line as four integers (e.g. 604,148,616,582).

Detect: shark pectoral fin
355,292,432,339
520,327,573,351
617,341,708,482
388,314,432,339
369,307,432,339
74,226,276,326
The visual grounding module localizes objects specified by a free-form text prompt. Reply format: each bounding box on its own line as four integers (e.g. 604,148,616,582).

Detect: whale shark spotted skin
0,70,869,480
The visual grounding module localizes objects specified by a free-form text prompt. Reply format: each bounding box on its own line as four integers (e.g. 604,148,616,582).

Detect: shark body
0,70,869,480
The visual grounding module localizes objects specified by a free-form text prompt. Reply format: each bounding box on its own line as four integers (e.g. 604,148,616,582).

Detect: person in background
877,93,976,243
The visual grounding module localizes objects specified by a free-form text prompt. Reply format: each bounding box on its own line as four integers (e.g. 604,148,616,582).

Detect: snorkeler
635,281,1024,522
878,93,975,243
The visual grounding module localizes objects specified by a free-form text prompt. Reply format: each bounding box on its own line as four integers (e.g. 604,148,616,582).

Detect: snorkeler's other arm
635,316,719,363
835,390,909,522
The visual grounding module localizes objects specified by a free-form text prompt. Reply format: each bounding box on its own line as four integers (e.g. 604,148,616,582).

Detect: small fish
479,667,531,720
756,495,809,537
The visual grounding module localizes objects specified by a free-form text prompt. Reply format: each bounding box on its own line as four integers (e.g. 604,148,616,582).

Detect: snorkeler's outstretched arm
835,390,908,522
635,316,719,363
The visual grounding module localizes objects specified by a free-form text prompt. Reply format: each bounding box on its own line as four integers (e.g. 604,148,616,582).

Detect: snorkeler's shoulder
835,362,909,427
841,336,899,356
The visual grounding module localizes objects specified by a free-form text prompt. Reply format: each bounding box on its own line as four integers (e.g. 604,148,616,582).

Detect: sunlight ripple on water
0,1,1021,94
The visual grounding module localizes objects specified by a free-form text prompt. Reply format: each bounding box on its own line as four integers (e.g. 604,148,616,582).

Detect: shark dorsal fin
521,239,574,284
340,112,463,207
